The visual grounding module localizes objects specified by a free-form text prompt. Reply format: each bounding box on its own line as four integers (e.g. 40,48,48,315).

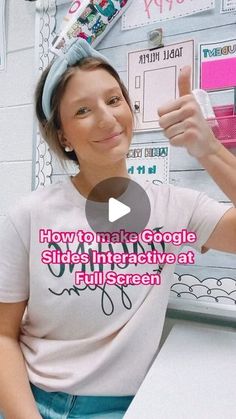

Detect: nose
97,104,116,129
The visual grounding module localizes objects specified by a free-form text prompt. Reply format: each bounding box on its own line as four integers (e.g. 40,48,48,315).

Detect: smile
95,132,123,143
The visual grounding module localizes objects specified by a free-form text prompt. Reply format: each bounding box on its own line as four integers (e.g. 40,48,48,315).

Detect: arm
0,301,42,419
202,207,236,253
157,66,236,252
198,144,236,206
158,66,236,206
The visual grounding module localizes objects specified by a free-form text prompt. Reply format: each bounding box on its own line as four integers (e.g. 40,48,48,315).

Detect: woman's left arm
158,66,236,253
198,144,236,206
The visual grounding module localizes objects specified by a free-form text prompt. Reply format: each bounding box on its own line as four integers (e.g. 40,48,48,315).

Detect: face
58,68,133,169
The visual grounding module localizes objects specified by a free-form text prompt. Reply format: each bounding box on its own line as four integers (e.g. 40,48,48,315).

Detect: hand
157,66,221,159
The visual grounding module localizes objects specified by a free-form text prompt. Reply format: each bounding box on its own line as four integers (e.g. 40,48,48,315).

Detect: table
124,323,236,419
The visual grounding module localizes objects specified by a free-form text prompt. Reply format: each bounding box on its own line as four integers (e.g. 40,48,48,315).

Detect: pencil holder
207,105,236,148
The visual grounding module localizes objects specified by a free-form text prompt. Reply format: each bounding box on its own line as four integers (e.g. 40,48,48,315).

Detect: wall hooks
148,28,164,50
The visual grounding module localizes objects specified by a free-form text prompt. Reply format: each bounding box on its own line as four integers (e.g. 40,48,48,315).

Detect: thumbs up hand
157,66,220,159
178,65,192,97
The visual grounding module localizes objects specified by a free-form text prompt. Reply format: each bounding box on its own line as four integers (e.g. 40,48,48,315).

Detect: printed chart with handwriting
122,0,215,29
128,40,194,131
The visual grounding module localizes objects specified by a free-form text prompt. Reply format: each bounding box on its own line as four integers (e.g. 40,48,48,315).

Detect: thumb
178,65,192,97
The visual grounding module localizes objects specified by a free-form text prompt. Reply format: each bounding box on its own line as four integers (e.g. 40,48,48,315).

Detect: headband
42,38,110,121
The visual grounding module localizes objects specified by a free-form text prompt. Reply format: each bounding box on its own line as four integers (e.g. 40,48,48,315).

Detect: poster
52,0,133,55
199,39,236,91
127,142,169,185
0,0,6,71
57,0,85,32
122,0,215,30
220,0,236,13
128,40,194,132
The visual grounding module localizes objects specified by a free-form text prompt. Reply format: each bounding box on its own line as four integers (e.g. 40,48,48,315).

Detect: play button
108,198,131,222
85,177,151,234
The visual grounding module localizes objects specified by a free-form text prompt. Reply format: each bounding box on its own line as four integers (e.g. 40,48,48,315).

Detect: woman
0,38,235,419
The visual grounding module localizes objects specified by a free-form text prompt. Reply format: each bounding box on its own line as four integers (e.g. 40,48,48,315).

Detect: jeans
30,382,134,419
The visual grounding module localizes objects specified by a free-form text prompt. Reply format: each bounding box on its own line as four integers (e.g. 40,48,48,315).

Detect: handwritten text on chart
122,0,214,29
144,0,198,18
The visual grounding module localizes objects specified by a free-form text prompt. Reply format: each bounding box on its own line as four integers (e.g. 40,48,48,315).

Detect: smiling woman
0,36,236,419
35,47,134,200
35,54,133,168
58,67,133,165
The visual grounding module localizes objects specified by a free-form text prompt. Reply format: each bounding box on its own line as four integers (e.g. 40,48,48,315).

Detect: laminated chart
220,0,236,13
127,142,169,185
128,40,194,131
122,0,215,30
199,38,236,91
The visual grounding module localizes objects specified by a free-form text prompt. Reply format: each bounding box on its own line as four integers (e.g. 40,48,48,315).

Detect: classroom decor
127,142,169,185
51,0,133,55
0,0,6,71
198,39,236,148
220,0,236,13
31,0,236,320
128,40,194,132
122,0,215,30
199,38,236,91
33,0,56,188
171,272,236,309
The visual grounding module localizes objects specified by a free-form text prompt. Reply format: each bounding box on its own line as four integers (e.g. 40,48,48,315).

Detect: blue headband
42,38,110,121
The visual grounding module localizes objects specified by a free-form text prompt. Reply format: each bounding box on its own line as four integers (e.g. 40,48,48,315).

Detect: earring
64,146,73,152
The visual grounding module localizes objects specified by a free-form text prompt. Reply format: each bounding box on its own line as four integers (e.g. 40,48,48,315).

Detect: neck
72,159,130,201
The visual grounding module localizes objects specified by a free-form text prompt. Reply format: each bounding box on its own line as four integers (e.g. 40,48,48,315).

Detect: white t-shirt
0,177,230,395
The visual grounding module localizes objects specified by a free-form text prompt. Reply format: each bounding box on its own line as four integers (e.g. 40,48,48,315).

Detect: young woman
0,38,235,419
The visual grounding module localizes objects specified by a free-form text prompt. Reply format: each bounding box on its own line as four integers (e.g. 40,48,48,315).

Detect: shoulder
138,178,201,206
7,178,71,222
137,178,230,220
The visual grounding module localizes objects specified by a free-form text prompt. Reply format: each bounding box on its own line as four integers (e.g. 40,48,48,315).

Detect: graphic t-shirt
0,177,230,395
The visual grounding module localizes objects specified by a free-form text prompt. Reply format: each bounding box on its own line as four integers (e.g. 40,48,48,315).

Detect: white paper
220,0,236,13
128,40,194,131
0,0,6,71
122,0,215,30
127,142,169,185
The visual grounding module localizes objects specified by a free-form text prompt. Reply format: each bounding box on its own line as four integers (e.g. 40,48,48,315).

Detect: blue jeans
29,382,134,418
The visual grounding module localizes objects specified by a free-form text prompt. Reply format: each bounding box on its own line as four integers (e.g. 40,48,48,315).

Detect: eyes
108,96,122,106
75,95,122,116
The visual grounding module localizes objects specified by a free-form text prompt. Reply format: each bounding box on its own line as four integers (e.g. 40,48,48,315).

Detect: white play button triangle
108,197,131,222
85,177,151,233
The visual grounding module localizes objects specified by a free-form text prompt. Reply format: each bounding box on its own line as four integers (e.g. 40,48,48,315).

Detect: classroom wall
51,0,236,321
0,0,35,222
0,1,235,330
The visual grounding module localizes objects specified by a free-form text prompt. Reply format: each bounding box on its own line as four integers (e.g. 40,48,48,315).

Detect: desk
124,323,236,419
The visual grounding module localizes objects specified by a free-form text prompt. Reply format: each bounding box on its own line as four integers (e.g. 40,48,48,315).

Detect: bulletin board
33,0,236,323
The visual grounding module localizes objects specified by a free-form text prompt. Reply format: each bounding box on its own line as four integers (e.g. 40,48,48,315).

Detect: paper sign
220,0,236,13
122,0,215,30
52,0,133,55
0,0,6,71
127,142,169,185
128,40,194,132
199,39,236,91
